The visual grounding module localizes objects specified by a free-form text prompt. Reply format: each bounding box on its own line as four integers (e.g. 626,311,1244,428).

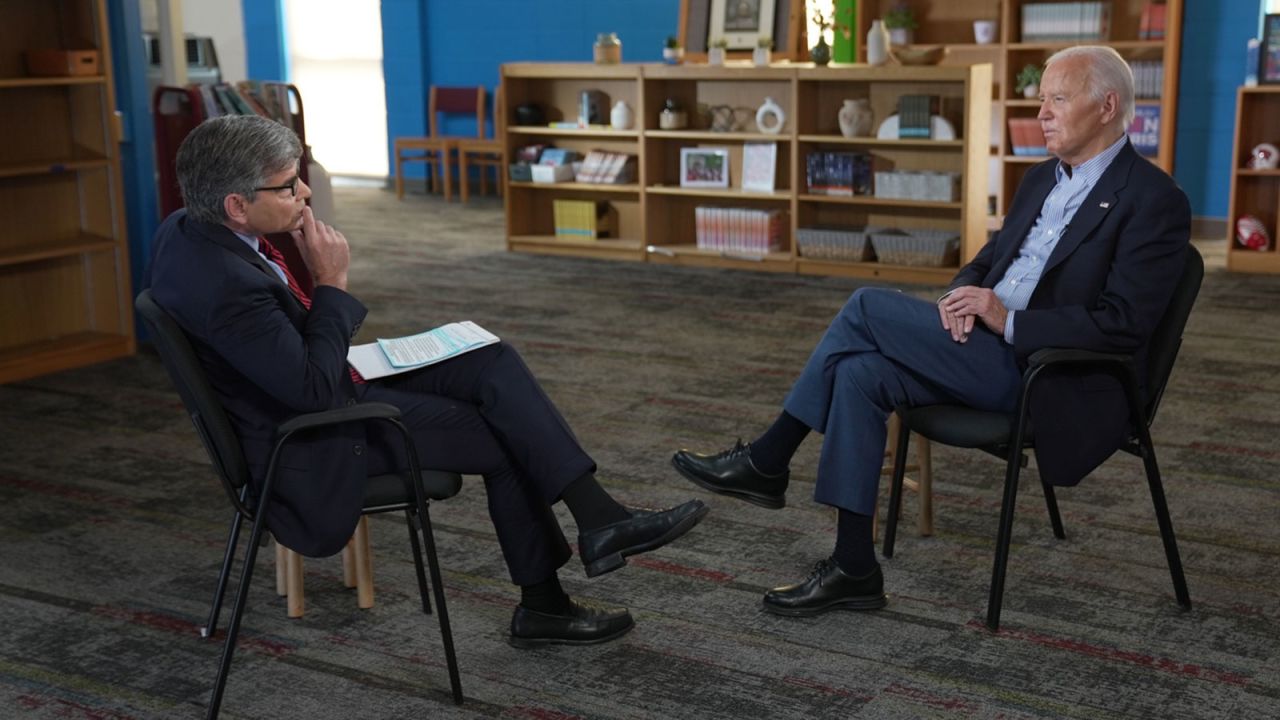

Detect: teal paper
832,0,858,63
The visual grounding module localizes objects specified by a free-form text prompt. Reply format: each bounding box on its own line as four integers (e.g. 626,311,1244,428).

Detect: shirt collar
233,230,260,254
1055,134,1128,184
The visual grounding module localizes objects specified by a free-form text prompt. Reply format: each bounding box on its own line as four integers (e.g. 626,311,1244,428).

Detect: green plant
883,2,918,30
1015,63,1043,93
666,35,681,49
757,36,772,48
711,37,729,49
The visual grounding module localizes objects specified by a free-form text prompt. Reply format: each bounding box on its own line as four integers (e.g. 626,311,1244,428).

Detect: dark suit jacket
949,140,1190,486
148,210,369,557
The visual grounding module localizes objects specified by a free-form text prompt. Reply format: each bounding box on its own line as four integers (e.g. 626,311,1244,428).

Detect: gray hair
176,115,302,224
1045,45,1136,128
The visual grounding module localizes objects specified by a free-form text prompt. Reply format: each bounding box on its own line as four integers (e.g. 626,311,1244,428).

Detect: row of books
694,207,783,254
1138,0,1167,40
898,95,934,139
1021,1,1112,42
805,151,875,196
198,81,299,132
576,150,636,184
553,199,616,240
1132,61,1164,99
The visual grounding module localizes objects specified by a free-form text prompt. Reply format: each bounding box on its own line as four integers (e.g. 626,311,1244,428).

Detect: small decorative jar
838,98,873,138
659,98,687,129
594,32,622,64
753,45,770,67
610,100,634,130
867,20,890,66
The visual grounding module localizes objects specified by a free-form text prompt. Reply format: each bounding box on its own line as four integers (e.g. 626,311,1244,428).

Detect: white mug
973,20,996,45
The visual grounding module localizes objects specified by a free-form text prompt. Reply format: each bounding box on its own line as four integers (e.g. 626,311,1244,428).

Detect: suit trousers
358,341,595,585
783,288,1023,515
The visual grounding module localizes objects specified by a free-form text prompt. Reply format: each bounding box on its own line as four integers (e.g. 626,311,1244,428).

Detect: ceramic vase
753,47,770,66
811,35,831,65
610,100,633,130
838,99,873,138
867,20,890,66
708,47,726,66
888,27,912,46
1023,83,1039,99
662,47,684,65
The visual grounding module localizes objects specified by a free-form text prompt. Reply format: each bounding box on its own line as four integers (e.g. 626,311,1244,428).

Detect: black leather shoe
762,558,887,617
508,597,634,648
671,439,788,509
578,499,709,578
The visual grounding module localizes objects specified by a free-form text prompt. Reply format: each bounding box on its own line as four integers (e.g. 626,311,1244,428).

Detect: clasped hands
937,286,1007,343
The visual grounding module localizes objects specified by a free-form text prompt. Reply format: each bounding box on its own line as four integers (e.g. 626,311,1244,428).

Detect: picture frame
680,147,730,188
1262,14,1280,84
708,0,776,50
741,142,777,193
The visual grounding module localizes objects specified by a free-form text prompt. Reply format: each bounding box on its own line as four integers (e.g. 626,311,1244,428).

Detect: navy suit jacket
949,141,1190,486
148,210,369,556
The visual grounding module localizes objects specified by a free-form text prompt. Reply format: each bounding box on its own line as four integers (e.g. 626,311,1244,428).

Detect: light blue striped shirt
996,134,1128,342
235,230,290,285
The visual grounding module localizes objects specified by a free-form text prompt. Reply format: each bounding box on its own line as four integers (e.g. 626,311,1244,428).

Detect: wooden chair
877,415,933,539
393,86,486,202
274,516,374,618
455,86,504,203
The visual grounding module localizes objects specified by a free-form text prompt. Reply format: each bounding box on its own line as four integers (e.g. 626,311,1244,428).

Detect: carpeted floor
0,186,1277,719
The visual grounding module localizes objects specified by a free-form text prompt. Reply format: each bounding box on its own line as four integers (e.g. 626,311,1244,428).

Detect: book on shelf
898,95,933,139
1021,2,1112,42
1139,1,1166,40
538,148,580,166
574,150,635,184
1127,105,1160,157
741,142,777,193
806,151,873,195
694,207,782,255
553,199,616,239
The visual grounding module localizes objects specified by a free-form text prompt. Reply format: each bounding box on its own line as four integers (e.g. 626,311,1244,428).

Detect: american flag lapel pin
1099,201,1111,208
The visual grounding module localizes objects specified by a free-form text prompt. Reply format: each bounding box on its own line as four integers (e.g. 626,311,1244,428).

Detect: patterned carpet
0,185,1277,719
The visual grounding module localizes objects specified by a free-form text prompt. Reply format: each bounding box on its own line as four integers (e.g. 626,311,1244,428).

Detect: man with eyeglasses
146,114,708,648
672,46,1191,617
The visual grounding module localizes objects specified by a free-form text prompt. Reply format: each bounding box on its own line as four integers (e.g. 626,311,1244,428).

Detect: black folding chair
884,245,1202,631
136,290,465,718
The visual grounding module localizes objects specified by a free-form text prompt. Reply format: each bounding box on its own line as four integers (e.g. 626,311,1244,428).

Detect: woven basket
870,229,960,267
796,226,883,261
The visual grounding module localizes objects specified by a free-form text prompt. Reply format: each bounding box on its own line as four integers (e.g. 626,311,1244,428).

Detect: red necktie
258,236,366,384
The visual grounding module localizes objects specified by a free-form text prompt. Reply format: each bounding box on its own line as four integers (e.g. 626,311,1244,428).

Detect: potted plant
708,37,728,66
883,2,918,46
810,8,832,65
663,35,684,65
1015,63,1043,99
753,36,772,66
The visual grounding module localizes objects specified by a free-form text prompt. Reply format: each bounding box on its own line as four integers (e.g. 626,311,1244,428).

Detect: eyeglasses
253,176,300,197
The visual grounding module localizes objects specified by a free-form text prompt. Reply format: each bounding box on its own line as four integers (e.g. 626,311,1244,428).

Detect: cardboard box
530,164,575,183
24,49,101,77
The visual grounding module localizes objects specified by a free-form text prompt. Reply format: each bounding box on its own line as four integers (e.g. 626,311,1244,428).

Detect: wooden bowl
892,46,948,66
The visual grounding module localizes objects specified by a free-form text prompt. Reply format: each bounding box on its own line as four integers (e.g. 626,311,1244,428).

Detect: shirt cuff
1003,310,1016,344
936,288,957,305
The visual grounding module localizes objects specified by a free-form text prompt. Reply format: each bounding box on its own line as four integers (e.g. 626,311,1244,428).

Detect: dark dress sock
519,573,571,615
749,410,811,476
833,508,878,577
560,472,631,531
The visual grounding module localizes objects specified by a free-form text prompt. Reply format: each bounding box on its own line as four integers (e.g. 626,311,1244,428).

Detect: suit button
353,444,363,455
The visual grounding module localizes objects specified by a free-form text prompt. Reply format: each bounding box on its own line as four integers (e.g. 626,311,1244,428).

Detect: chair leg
987,443,1027,632
285,549,304,618
353,516,375,609
1138,435,1192,610
405,509,432,614
916,434,933,536
341,538,357,588
883,415,912,558
201,509,244,640
1042,482,1066,539
460,153,470,203
275,541,289,596
394,149,405,200
414,502,463,703
206,507,271,720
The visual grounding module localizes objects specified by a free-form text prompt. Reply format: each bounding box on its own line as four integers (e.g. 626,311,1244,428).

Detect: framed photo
680,147,730,188
708,0,776,50
1262,14,1280,84
741,142,777,193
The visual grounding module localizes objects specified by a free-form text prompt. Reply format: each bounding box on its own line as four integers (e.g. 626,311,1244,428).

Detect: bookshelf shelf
1226,86,1280,275
0,75,106,89
507,126,641,138
508,181,640,193
798,194,964,210
0,234,117,268
797,134,965,149
647,185,791,201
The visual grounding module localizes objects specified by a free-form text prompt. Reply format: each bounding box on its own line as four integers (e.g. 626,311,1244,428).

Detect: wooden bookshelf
501,62,991,284
0,0,135,384
853,0,1184,224
1225,86,1280,275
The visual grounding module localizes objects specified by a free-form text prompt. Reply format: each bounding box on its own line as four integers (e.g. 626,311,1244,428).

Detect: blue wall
1174,0,1264,218
243,0,289,81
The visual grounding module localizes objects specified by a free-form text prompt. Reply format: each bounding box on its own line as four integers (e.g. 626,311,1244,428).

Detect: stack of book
806,151,873,196
694,207,782,254
897,95,934,139
553,199,615,240
1131,61,1164,99
1138,1,1166,40
575,150,636,184
1007,118,1048,156
1021,1,1112,42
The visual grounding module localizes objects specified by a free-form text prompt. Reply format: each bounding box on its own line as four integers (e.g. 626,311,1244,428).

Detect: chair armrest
1027,348,1134,371
277,402,402,435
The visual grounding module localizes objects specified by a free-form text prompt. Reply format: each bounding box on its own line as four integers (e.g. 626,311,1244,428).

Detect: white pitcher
867,19,890,66
610,100,634,130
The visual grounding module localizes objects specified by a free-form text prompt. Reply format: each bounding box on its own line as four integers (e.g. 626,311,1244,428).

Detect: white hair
1045,45,1136,128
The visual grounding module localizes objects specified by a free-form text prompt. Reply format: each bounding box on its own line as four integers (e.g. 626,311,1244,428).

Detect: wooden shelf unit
0,0,135,383
1226,86,1280,275
852,0,1183,222
501,62,991,284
